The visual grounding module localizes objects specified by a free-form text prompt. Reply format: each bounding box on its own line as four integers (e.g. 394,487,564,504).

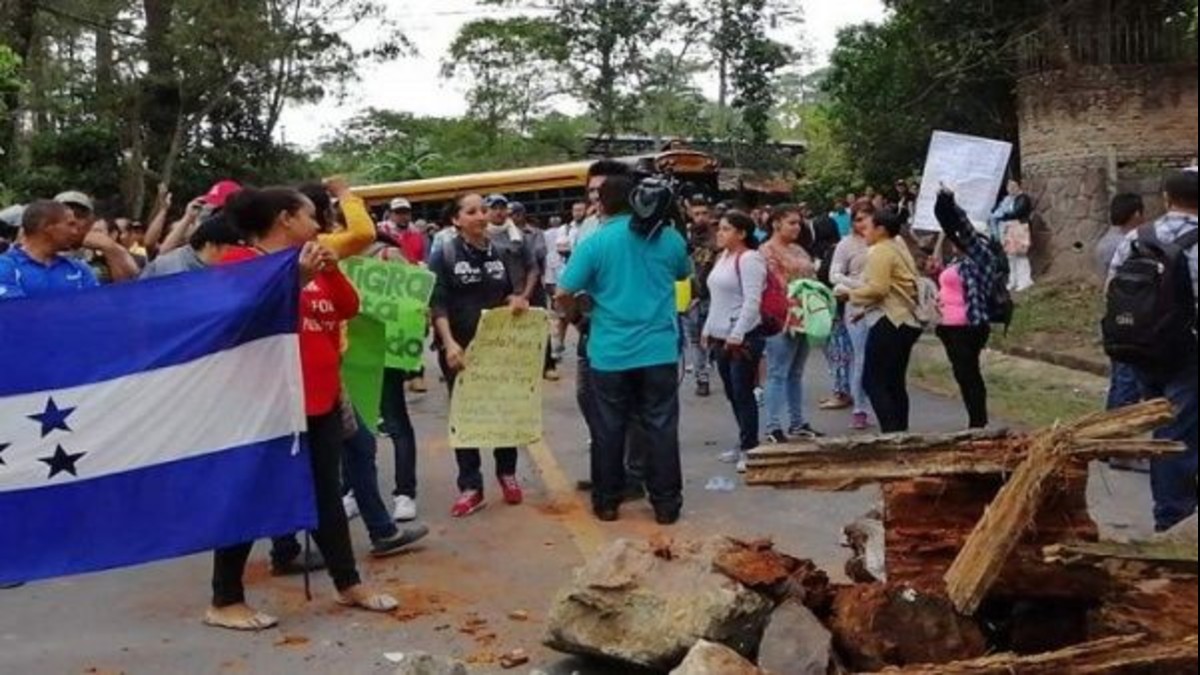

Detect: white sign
912,131,1014,233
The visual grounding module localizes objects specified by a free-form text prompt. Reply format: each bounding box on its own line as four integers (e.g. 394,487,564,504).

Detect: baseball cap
389,197,413,212
509,201,526,214
486,194,509,208
0,204,25,229
54,191,95,212
203,180,242,209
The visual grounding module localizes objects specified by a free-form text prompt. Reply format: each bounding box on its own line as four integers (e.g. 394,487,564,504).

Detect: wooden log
879,634,1198,674
746,439,1182,491
1045,541,1200,575
944,400,1178,615
944,427,1075,614
1091,577,1200,643
884,475,1105,601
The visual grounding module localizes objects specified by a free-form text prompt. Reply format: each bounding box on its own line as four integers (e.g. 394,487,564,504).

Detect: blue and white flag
0,252,315,584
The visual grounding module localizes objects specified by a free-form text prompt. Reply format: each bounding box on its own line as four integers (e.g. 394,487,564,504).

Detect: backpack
789,278,836,344
914,277,942,328
1103,225,1199,374
736,253,788,338
985,238,1016,328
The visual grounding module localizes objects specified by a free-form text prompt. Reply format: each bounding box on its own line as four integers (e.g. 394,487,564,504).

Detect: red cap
204,180,242,209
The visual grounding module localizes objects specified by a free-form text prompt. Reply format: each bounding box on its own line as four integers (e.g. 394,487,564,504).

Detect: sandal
336,588,399,613
203,606,279,632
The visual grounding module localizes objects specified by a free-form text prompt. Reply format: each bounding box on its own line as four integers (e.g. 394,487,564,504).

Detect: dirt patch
534,498,584,518
273,635,311,648
388,584,458,623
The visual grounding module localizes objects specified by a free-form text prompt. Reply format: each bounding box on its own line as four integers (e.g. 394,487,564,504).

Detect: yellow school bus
351,149,720,223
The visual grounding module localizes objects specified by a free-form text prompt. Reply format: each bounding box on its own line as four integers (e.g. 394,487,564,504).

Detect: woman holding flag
206,186,397,632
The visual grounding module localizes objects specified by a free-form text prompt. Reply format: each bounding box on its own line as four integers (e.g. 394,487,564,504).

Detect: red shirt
221,247,360,416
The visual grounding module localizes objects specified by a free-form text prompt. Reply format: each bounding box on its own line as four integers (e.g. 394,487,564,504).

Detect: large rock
390,652,468,675
671,640,762,675
545,537,776,671
758,600,833,675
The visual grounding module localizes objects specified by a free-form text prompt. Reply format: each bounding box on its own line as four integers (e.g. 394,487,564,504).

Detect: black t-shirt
430,236,514,348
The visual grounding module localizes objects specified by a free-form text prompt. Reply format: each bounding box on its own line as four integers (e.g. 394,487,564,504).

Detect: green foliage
791,105,862,210
0,45,20,105
7,124,122,204
315,110,592,184
443,17,568,134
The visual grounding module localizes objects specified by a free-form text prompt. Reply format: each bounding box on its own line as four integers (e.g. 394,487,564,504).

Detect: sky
277,0,886,150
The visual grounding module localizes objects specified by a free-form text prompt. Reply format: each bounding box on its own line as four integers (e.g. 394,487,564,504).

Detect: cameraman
556,166,692,525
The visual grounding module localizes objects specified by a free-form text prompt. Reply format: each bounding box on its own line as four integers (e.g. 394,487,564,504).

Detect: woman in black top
430,193,531,519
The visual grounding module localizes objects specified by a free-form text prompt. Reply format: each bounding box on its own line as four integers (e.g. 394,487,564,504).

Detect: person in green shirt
557,170,692,525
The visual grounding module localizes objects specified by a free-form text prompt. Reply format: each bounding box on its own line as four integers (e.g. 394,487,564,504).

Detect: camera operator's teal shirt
559,213,691,372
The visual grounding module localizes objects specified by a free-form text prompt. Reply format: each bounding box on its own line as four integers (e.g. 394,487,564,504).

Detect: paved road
0,344,1154,675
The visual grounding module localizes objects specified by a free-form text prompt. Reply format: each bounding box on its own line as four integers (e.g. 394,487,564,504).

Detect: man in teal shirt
558,172,691,525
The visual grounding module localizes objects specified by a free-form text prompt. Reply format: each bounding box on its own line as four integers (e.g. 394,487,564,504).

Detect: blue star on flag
38,445,87,479
28,397,76,438
0,442,9,466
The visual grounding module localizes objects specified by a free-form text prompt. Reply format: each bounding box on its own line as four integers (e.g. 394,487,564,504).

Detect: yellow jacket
849,237,920,328
318,193,375,260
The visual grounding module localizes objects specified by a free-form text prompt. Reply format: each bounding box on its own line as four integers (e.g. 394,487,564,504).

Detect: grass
992,279,1108,365
910,340,1108,431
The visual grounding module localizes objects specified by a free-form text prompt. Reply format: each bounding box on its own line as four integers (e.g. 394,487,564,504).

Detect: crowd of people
1,161,1195,628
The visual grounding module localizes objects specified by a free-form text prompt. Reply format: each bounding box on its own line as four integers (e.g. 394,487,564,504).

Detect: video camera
629,156,700,240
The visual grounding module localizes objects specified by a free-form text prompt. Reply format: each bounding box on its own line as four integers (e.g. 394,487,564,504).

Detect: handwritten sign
913,131,1014,233
340,257,435,372
449,309,549,448
341,315,387,433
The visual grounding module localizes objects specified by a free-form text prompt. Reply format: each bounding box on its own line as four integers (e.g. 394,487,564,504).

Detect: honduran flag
0,252,316,584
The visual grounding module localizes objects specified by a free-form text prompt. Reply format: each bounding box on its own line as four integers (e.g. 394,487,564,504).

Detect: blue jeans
1137,357,1199,532
716,333,767,451
824,318,853,397
846,316,872,415
764,333,811,433
682,301,711,384
380,368,418,498
1107,360,1143,411
343,410,399,542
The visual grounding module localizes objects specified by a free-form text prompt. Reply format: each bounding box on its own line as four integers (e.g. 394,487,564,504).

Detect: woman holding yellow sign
429,193,531,519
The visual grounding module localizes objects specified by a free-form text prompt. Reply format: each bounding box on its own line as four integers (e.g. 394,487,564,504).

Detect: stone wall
1017,64,1198,277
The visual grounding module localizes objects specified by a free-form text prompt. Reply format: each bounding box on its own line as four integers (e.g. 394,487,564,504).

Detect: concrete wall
1017,64,1198,277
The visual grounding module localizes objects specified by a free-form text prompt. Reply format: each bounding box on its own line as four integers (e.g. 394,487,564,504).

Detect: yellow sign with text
449,309,549,448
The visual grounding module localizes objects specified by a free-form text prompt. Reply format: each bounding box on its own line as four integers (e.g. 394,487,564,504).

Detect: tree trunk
141,0,180,183
1,0,38,174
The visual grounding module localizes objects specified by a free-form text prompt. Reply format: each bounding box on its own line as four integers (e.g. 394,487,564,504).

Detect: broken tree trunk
1045,541,1200,575
747,439,1181,490
884,472,1105,602
944,427,1076,614
831,583,988,672
882,634,1198,674
944,400,1178,615
746,399,1179,490
1044,539,1200,642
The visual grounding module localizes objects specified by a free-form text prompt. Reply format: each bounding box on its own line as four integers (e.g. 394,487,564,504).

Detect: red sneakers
498,475,524,505
451,491,486,519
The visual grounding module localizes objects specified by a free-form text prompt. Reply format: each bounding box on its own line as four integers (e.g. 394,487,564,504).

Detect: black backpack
1103,225,1199,373
986,238,1016,328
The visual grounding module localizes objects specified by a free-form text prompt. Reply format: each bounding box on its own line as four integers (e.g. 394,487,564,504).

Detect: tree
481,0,667,138
442,16,567,136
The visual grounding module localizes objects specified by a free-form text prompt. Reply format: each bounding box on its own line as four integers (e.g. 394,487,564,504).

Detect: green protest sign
341,315,387,433
341,257,436,372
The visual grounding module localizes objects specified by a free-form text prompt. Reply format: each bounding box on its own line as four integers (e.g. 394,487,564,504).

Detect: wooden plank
1045,540,1200,574
943,427,1074,614
944,400,1180,615
746,439,1182,491
880,634,1198,674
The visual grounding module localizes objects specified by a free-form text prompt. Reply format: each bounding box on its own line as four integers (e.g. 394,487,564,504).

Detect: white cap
390,197,413,211
0,204,25,228
55,190,95,212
